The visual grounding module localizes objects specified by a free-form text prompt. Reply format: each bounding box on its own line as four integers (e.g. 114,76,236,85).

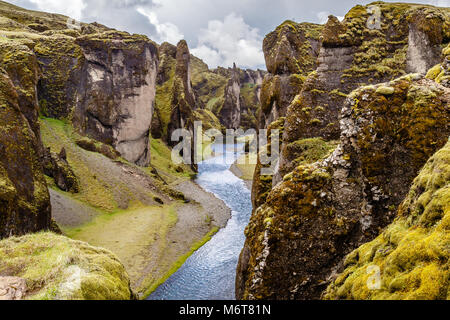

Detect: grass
40,117,119,211
64,203,180,292
142,226,219,298
0,232,133,300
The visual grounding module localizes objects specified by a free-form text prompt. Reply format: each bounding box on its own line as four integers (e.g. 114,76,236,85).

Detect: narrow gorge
0,0,448,302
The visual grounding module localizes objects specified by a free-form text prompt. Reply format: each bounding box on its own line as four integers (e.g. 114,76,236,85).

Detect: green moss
34,35,84,118
287,138,339,168
376,86,395,95
325,141,450,300
425,64,442,80
0,232,133,300
330,89,348,98
149,138,194,179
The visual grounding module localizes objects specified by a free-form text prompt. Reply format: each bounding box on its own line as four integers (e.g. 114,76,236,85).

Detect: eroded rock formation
324,139,450,300
0,45,51,239
219,63,241,129
238,2,450,300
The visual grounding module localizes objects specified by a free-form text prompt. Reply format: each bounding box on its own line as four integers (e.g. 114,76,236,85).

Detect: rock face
154,41,197,142
190,59,265,131
32,29,158,166
0,46,51,239
325,140,450,300
219,64,241,129
72,32,158,166
167,40,198,145
237,73,450,300
0,232,135,300
238,3,450,300
276,4,450,186
2,11,159,167
259,21,323,128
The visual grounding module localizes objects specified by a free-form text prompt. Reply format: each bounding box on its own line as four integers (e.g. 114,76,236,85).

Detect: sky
7,0,450,69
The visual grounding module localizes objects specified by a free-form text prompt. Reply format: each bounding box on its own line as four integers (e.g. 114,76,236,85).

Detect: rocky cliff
0,59,51,238
237,2,450,300
219,63,241,129
191,56,265,131
324,139,450,300
0,1,159,166
0,0,169,299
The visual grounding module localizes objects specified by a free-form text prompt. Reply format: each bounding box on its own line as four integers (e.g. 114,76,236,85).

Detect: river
148,143,252,300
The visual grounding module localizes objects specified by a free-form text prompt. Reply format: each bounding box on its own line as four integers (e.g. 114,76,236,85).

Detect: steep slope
191,55,265,131
259,21,323,128
238,2,450,300
0,41,51,238
0,0,159,166
237,72,449,300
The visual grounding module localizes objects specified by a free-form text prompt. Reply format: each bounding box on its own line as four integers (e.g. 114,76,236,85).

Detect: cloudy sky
7,0,450,69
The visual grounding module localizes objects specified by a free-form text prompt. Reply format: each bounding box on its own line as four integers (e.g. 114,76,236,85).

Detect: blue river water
148,144,252,300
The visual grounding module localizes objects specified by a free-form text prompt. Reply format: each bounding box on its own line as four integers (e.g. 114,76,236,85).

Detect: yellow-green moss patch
0,232,134,300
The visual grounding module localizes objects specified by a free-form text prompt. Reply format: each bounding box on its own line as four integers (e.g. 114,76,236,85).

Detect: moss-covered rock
0,232,135,300
259,22,322,128
75,137,121,160
42,147,79,193
72,31,158,166
0,66,51,239
276,3,449,188
237,72,450,300
0,2,159,166
325,140,450,300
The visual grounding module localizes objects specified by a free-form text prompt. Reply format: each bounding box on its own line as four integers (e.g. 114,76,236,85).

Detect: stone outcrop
259,21,323,128
0,46,51,239
72,32,158,166
2,12,159,167
191,57,265,131
248,3,450,224
0,277,27,300
238,3,450,299
154,41,198,143
167,40,198,145
275,4,450,186
237,72,450,300
42,147,79,193
219,63,241,129
0,232,135,300
325,139,450,300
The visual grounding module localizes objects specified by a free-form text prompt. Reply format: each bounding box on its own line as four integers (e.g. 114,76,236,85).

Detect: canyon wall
237,2,450,300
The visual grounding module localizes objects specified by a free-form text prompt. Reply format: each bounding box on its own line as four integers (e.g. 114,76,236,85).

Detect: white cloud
317,11,344,24
427,0,450,6
29,0,86,20
137,7,184,44
191,13,265,69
